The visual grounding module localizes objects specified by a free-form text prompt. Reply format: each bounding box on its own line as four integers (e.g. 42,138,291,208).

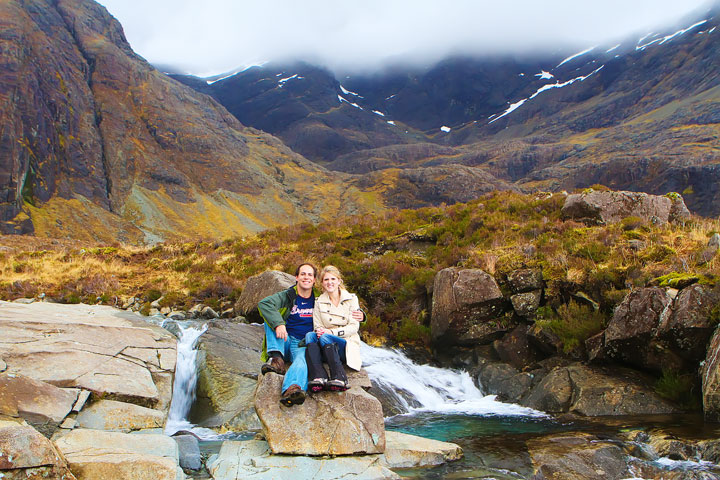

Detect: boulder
381,431,462,468
75,399,165,432
604,288,673,370
431,267,507,346
0,419,76,479
0,373,78,437
254,372,384,455
0,301,177,411
207,440,399,479
0,358,6,372
561,190,688,225
523,364,676,416
492,325,540,370
657,284,720,363
234,270,296,321
193,321,264,431
507,269,543,293
510,290,542,317
528,432,630,480
702,325,720,421
477,362,535,403
173,434,202,471
53,428,184,480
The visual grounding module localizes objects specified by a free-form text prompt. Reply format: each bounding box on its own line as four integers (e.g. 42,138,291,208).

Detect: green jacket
259,285,319,361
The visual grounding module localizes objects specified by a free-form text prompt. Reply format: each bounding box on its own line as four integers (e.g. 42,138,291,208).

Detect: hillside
176,5,720,216
0,0,384,243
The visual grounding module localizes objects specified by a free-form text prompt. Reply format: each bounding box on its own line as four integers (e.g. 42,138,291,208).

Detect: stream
163,320,720,479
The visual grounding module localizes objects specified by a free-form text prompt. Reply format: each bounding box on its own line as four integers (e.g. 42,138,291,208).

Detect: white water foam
361,343,545,418
165,322,207,436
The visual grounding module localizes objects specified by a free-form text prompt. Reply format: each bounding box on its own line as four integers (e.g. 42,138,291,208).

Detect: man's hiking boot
261,356,286,375
280,384,305,406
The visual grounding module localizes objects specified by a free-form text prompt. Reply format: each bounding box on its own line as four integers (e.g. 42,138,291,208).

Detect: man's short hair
294,262,318,278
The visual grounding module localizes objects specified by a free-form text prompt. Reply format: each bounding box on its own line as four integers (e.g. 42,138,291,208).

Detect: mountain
175,5,720,215
0,0,390,243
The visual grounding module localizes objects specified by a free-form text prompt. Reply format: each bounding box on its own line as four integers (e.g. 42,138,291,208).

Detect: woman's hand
316,327,331,336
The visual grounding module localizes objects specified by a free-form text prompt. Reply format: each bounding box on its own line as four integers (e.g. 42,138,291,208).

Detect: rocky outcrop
528,432,630,480
0,301,177,411
0,418,76,479
255,371,384,455
193,321,264,431
431,267,508,346
234,270,296,321
53,428,185,480
74,399,165,432
521,364,676,415
561,190,690,226
380,431,462,468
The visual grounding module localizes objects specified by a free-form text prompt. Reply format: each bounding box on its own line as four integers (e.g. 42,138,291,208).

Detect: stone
0,419,76,479
657,284,720,363
702,325,720,421
380,431,462,468
12,297,35,304
431,267,506,346
72,390,92,412
168,311,186,320
561,190,687,226
255,372,385,455
173,434,202,471
510,290,542,317
0,301,177,412
201,306,219,319
522,367,573,413
709,233,720,249
477,362,535,403
75,399,165,432
492,325,540,370
585,332,606,363
53,428,184,480
528,432,630,480
507,269,544,293
603,287,673,370
0,358,5,372
234,270,296,321
527,323,562,355
0,373,78,437
207,440,399,479
193,321,264,431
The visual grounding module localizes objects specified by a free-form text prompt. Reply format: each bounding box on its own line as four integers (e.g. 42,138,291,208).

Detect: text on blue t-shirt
286,294,314,340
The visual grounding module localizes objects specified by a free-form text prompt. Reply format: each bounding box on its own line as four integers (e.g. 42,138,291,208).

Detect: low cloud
98,0,713,76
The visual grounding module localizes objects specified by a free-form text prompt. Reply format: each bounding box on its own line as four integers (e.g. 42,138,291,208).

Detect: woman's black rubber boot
305,342,328,392
323,343,349,391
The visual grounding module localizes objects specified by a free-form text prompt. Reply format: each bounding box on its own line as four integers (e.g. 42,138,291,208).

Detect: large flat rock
381,431,463,468
0,419,76,479
53,428,184,480
207,439,399,480
0,301,177,410
75,399,165,432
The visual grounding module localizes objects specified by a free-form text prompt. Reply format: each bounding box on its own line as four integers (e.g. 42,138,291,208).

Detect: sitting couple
258,263,364,407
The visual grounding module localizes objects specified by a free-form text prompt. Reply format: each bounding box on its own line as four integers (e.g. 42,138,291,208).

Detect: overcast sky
96,0,713,77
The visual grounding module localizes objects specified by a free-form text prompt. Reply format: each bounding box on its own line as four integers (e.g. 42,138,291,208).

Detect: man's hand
351,310,364,321
275,325,288,341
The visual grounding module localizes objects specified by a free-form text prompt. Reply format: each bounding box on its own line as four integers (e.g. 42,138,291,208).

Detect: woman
305,265,362,392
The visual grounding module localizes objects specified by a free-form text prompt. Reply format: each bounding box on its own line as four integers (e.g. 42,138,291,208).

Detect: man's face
296,265,316,291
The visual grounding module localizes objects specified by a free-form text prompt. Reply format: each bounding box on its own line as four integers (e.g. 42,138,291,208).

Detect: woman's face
322,273,340,294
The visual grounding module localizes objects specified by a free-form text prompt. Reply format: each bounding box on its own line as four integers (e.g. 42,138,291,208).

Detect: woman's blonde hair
319,265,345,289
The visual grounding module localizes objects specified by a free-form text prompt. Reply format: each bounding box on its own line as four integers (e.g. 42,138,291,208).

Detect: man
258,263,318,406
259,262,365,406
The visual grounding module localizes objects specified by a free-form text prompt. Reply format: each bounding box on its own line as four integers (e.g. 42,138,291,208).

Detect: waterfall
165,322,207,436
361,343,544,417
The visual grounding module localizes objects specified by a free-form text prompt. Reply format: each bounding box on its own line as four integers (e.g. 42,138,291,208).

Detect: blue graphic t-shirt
286,294,315,340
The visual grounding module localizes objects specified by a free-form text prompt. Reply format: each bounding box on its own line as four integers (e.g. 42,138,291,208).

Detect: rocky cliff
0,0,382,243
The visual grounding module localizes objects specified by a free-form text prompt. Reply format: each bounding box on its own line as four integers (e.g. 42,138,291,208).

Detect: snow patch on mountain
340,85,363,97
338,95,363,110
372,110,386,116
440,126,451,132
557,46,595,68
606,44,621,53
658,20,708,45
535,70,554,80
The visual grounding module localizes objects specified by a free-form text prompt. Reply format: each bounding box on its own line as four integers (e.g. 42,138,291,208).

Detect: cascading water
165,321,208,436
361,342,544,417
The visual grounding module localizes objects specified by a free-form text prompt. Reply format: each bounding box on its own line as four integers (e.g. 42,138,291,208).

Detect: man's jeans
304,332,347,364
264,323,309,393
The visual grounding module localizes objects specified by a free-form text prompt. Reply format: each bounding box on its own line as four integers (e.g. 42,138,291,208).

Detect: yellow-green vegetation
1,190,719,348
655,369,701,410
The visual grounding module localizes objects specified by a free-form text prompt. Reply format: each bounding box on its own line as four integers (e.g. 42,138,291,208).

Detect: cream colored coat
313,289,362,371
